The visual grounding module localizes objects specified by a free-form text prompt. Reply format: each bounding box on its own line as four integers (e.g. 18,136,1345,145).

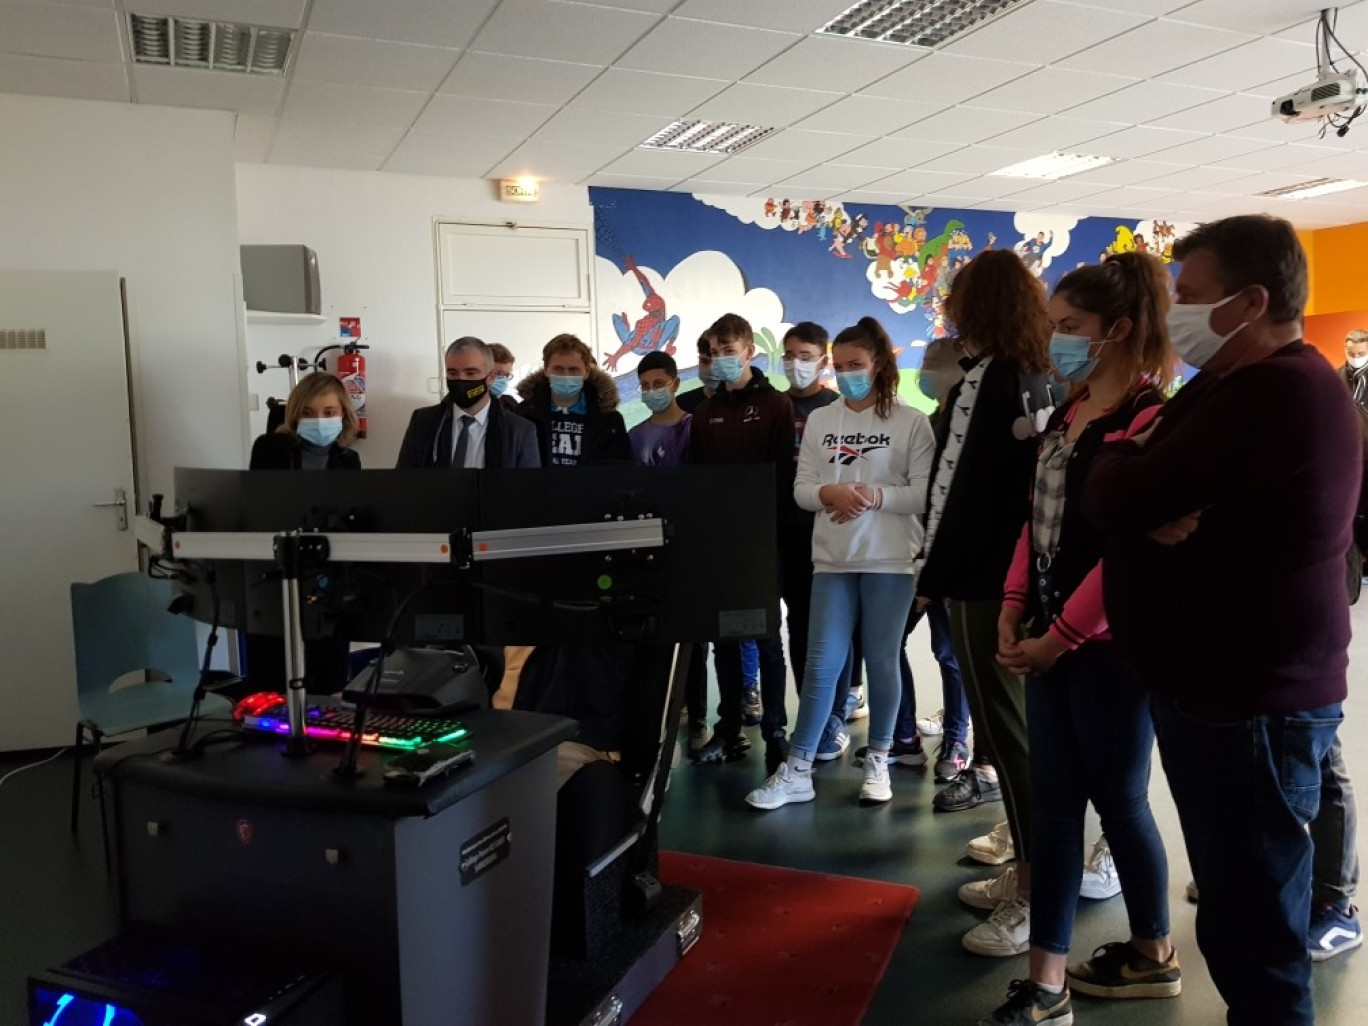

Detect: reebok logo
824,431,891,465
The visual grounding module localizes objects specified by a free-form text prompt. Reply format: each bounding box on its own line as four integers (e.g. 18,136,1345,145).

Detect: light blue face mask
711,354,745,383
640,386,674,413
550,374,583,400
297,416,343,447
490,376,510,398
836,370,873,402
1049,332,1105,382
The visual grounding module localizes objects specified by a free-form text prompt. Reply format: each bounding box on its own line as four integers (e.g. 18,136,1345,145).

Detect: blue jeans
740,639,759,685
1312,732,1359,908
894,599,968,744
791,572,914,761
1026,644,1168,955
1151,695,1343,1026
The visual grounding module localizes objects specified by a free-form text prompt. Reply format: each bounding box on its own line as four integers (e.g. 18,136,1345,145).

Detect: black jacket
395,394,540,469
249,431,361,470
918,356,1053,602
515,368,630,466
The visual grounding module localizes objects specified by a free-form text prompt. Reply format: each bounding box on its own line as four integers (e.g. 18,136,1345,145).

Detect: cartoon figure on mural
829,219,855,258
1015,230,1054,277
605,254,681,372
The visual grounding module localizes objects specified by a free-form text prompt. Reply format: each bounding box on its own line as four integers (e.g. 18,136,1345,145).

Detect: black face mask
447,378,488,409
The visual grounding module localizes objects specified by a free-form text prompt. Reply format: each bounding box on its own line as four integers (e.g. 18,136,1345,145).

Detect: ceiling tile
688,83,843,128
491,139,629,181
1210,141,1344,172
1084,124,1207,158
747,35,923,92
233,114,277,162
829,189,928,204
414,94,558,136
1159,38,1319,93
307,0,500,48
944,1,1149,64
992,179,1114,204
1067,0,1195,12
282,80,429,128
583,172,686,189
440,52,602,105
775,164,901,193
1065,158,1185,185
1199,170,1323,195
0,53,127,102
913,145,1041,175
1274,4,1368,47
857,168,976,194
0,1,122,62
700,156,818,185
616,17,801,78
1142,134,1280,166
383,130,519,170
1283,149,1368,178
891,107,1041,146
1169,0,1330,35
1147,93,1275,134
1058,18,1254,78
670,0,857,33
669,179,763,195
969,67,1137,116
1134,165,1257,191
270,121,403,159
533,107,669,147
133,0,307,26
1219,114,1329,142
383,155,509,178
569,68,727,116
561,0,677,11
292,33,459,92
926,173,1060,200
793,95,944,135
836,136,963,169
984,117,1127,151
473,0,661,64
134,66,284,116
597,147,727,177
861,53,1036,105
738,129,875,163
1063,80,1226,123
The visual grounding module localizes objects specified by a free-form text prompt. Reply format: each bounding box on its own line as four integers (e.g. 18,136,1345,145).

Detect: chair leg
70,721,85,835
98,769,112,877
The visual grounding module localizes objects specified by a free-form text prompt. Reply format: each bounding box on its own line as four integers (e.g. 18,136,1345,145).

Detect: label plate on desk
460,817,512,886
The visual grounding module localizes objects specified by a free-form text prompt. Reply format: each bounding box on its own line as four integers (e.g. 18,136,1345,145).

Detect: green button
597,574,613,591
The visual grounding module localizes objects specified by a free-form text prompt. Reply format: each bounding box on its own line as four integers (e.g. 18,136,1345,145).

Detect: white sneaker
859,751,892,805
963,894,1031,957
916,708,944,736
966,820,1016,866
1080,835,1122,900
744,762,815,810
845,685,869,721
959,864,1019,910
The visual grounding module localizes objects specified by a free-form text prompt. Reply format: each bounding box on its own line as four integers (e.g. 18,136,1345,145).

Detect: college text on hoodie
515,367,631,466
795,401,935,574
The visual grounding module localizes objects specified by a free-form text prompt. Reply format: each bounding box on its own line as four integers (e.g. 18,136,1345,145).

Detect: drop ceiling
4,0,1368,226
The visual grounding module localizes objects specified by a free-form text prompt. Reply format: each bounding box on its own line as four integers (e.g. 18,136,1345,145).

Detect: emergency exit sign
499,178,540,203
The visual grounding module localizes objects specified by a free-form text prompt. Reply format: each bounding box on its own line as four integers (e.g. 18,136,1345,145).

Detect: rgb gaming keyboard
242,701,469,751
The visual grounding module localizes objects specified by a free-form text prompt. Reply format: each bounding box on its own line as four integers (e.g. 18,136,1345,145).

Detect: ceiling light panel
640,119,777,156
1260,177,1368,199
820,0,1029,47
990,151,1118,179
129,13,294,74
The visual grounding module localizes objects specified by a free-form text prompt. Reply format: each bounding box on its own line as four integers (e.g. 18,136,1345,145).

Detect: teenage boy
690,313,795,771
629,351,691,466
678,335,719,414
489,342,520,410
516,334,630,466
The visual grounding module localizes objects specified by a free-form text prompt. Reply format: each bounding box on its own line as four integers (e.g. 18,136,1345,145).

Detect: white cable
0,747,69,789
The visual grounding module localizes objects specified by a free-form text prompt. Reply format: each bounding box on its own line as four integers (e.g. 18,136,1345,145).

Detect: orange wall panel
1305,222,1368,316
1304,310,1368,366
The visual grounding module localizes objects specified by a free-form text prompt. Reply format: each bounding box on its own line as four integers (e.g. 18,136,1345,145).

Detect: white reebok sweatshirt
794,400,936,574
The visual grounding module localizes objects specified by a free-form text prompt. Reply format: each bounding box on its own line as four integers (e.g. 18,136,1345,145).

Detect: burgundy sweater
1084,342,1361,714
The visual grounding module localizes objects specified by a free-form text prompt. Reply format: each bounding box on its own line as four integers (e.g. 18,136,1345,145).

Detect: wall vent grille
0,330,47,350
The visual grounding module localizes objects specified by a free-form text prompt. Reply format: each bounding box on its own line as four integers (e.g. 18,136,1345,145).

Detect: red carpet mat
632,852,919,1026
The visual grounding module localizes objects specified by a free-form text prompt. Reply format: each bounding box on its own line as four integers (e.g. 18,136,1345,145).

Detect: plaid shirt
1030,429,1076,559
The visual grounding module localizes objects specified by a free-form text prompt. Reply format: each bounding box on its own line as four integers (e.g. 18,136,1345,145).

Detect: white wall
234,164,593,466
0,93,247,502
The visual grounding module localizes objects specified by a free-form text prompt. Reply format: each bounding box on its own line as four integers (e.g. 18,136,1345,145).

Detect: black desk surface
93,709,576,819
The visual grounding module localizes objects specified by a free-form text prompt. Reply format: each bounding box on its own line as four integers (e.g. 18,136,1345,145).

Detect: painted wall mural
590,186,1194,418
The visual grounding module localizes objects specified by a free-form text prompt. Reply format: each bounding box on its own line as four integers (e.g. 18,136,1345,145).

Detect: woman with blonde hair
250,371,361,470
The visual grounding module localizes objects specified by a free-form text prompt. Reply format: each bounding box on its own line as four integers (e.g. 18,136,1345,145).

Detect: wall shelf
245,310,327,326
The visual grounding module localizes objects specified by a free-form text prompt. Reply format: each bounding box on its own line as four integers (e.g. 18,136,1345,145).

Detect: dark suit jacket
395,395,540,469
249,431,361,470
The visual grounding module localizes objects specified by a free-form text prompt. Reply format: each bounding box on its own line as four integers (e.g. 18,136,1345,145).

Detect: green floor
658,604,1368,1025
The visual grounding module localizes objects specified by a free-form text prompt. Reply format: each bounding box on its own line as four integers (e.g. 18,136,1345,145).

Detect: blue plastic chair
69,572,232,841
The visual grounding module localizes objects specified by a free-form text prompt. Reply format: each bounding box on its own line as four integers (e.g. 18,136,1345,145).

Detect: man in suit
396,336,540,469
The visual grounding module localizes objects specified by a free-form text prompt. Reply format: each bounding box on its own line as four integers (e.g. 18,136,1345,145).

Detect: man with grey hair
396,335,539,469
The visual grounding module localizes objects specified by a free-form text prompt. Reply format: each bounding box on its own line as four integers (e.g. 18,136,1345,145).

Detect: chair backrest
69,572,202,699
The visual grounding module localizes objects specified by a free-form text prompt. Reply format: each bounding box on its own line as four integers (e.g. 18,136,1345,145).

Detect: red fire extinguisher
336,342,368,439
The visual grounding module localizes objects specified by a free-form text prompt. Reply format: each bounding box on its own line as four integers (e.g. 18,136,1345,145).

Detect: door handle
91,488,128,531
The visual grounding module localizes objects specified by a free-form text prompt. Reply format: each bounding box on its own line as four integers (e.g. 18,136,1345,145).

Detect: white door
0,271,138,752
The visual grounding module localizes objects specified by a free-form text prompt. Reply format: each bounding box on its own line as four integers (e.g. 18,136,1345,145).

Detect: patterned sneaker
934,739,970,783
1080,835,1122,900
978,980,1073,1025
967,820,1016,866
859,751,892,805
960,864,1019,910
934,765,1002,812
963,894,1031,957
917,708,945,737
815,717,850,762
1308,903,1363,961
844,685,869,722
1066,941,1181,999
852,736,927,767
745,762,815,810
694,732,751,764
687,719,711,759
741,682,762,726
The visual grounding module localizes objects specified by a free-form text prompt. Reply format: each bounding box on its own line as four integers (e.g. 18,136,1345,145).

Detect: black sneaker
978,980,1073,1025
686,719,711,759
1066,941,1181,999
933,766,1002,812
852,737,927,766
695,733,751,764
741,682,762,726
764,732,790,775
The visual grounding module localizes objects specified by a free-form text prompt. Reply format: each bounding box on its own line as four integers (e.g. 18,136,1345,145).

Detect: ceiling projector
1272,71,1365,121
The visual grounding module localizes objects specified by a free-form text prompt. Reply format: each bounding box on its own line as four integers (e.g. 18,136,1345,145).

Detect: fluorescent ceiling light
1259,177,1368,200
990,152,1118,180
129,13,294,74
640,120,776,156
819,0,1029,47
